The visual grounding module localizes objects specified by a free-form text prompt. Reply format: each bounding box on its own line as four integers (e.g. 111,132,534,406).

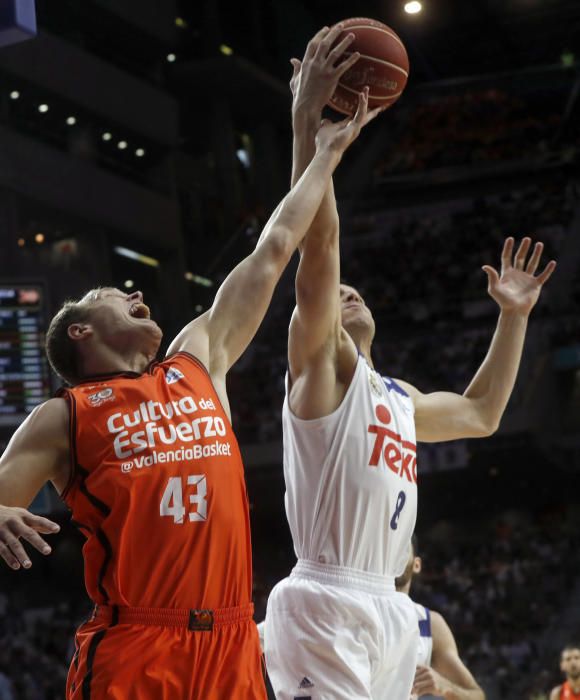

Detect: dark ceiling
185,0,580,86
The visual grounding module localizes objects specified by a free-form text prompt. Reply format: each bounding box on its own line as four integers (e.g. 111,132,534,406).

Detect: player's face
340,284,375,336
562,649,580,679
81,288,162,355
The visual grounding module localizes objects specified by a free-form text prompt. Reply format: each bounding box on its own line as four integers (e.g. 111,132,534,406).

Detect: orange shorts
66,604,267,700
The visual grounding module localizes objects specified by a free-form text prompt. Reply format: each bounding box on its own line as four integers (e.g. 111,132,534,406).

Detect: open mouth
129,302,151,319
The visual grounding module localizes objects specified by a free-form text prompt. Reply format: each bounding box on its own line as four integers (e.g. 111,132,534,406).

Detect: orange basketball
328,17,410,116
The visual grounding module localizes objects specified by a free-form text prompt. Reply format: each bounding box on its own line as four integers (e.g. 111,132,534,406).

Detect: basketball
328,17,410,115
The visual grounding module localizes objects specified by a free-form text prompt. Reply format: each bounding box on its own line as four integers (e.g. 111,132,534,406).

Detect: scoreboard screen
0,285,51,426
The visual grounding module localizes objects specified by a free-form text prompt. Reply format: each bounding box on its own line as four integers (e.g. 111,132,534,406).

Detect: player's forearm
442,683,485,700
292,108,339,238
462,309,529,433
257,146,342,265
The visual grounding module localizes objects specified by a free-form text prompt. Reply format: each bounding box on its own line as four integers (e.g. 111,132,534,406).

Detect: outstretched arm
167,100,372,379
287,29,383,418
398,238,556,442
412,611,485,700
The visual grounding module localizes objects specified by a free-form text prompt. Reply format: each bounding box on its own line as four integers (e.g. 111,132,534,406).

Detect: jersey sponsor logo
106,395,230,460
165,366,185,384
87,387,115,407
368,404,417,484
298,677,314,689
119,441,232,472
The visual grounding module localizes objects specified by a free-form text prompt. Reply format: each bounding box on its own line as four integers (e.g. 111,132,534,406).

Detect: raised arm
287,30,383,418
397,237,556,442
0,398,69,569
167,99,372,382
412,611,485,700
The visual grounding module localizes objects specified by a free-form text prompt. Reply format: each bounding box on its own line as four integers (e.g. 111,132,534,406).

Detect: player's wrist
292,101,322,129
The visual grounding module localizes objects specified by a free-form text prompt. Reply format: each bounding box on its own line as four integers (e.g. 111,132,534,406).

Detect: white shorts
265,559,419,700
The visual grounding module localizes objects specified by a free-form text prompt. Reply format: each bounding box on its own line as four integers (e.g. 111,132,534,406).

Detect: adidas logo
165,367,185,385
298,677,314,689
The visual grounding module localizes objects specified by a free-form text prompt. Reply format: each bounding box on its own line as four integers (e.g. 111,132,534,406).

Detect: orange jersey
60,351,253,610
561,682,580,700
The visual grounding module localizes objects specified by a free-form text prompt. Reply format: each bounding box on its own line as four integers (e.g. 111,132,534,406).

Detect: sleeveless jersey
282,355,418,577
415,603,433,667
59,351,252,610
561,682,580,700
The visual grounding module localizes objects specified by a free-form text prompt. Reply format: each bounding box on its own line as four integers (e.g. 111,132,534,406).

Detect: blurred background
0,0,579,698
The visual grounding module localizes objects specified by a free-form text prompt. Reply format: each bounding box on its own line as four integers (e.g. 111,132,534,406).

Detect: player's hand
412,665,452,697
290,23,360,117
315,88,382,157
482,237,556,315
0,505,60,570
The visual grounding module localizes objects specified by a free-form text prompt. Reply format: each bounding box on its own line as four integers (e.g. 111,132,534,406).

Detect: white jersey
282,354,418,577
415,603,433,667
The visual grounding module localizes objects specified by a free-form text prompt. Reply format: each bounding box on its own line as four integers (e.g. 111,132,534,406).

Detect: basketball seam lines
343,50,409,77
341,24,407,52
339,83,403,100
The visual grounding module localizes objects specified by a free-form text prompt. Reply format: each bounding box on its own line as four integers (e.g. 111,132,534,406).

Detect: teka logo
165,367,185,385
88,387,115,407
367,404,417,484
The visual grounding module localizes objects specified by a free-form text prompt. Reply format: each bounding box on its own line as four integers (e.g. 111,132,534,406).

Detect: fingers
22,512,60,534
525,241,544,275
514,236,532,270
352,86,370,126
326,34,356,67
333,49,360,78
1,533,32,569
482,265,500,286
501,237,514,274
0,542,22,570
536,259,557,285
20,526,53,555
305,26,330,59
364,103,387,126
317,23,345,59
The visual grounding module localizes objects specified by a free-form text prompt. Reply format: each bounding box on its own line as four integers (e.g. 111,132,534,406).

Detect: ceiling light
66,116,76,125
166,53,176,63
38,103,49,113
35,233,45,244
118,140,128,150
135,148,145,157
114,245,160,268
184,272,213,287
102,132,112,141
124,279,134,289
10,90,20,100
219,44,233,56
175,17,187,28
17,237,25,247
404,1,422,13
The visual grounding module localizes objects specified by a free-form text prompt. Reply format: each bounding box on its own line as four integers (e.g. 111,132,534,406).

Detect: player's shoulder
549,685,562,700
30,397,69,426
11,398,69,454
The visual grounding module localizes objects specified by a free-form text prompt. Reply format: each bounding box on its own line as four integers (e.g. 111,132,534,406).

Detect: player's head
395,534,422,593
561,645,580,681
46,287,162,385
340,283,376,346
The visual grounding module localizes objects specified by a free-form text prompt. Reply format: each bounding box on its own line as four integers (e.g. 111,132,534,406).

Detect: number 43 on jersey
160,475,207,524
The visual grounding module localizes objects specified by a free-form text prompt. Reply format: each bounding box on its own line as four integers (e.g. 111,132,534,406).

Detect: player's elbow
472,416,500,438
260,226,296,267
